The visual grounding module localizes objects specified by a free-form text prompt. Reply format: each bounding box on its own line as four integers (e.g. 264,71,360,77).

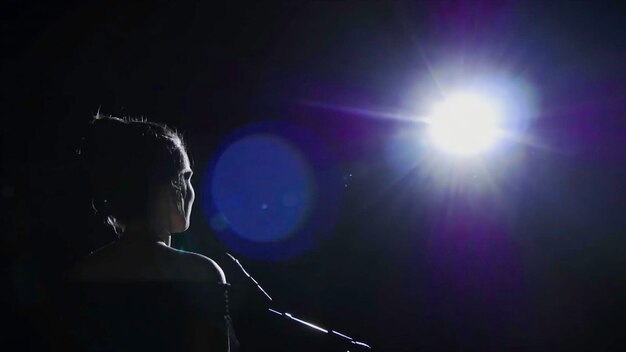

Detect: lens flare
209,135,313,243
201,121,342,261
427,92,501,156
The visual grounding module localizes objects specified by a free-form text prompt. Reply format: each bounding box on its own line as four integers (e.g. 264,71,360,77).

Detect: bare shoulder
171,248,227,284
67,242,227,283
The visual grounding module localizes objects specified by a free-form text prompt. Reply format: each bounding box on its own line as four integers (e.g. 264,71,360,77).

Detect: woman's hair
80,114,187,232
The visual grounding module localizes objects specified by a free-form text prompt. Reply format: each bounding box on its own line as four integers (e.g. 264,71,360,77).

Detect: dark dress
62,281,239,352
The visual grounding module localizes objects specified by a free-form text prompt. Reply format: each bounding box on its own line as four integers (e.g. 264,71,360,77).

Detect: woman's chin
168,212,192,234
172,226,188,234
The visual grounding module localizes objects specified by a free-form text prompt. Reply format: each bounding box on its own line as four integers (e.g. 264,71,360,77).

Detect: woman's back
64,242,238,352
71,241,226,283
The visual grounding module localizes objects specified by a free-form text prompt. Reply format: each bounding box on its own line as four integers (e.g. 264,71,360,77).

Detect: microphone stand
226,253,372,351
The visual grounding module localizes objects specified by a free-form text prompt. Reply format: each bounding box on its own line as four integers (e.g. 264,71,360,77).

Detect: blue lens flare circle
201,121,342,261
210,135,314,242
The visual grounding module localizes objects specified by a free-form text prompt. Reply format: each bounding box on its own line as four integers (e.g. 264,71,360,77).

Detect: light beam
427,92,502,156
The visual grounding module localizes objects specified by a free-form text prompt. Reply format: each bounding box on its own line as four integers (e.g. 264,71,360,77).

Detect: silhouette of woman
65,115,238,351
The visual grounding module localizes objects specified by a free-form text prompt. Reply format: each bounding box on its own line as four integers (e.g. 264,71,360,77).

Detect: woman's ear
162,182,186,233
173,179,188,214
167,183,182,213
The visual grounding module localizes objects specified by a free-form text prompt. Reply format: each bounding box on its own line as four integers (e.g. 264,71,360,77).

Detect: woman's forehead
179,149,191,170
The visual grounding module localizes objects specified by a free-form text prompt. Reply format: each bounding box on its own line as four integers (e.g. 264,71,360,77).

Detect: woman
66,115,238,351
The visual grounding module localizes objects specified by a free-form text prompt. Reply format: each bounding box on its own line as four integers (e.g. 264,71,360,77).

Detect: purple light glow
423,195,528,338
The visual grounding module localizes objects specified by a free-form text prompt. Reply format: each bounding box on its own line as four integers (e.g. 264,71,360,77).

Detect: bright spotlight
427,92,502,156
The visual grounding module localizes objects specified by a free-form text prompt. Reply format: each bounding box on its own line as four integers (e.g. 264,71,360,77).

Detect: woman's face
169,149,195,233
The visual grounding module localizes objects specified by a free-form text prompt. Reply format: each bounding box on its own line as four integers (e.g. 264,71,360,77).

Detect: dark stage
2,1,626,351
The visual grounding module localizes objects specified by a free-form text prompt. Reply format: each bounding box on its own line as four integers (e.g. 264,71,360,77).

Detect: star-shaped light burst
426,92,503,156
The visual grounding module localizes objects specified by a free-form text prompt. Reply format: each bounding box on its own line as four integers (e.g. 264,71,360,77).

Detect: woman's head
81,115,195,236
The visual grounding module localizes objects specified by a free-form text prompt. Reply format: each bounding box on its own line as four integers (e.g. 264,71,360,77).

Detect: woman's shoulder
68,242,227,283
167,247,227,284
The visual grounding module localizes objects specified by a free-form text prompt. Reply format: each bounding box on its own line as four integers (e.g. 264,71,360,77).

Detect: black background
2,1,625,351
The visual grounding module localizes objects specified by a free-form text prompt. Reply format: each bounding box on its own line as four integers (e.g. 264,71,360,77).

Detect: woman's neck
119,221,171,247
